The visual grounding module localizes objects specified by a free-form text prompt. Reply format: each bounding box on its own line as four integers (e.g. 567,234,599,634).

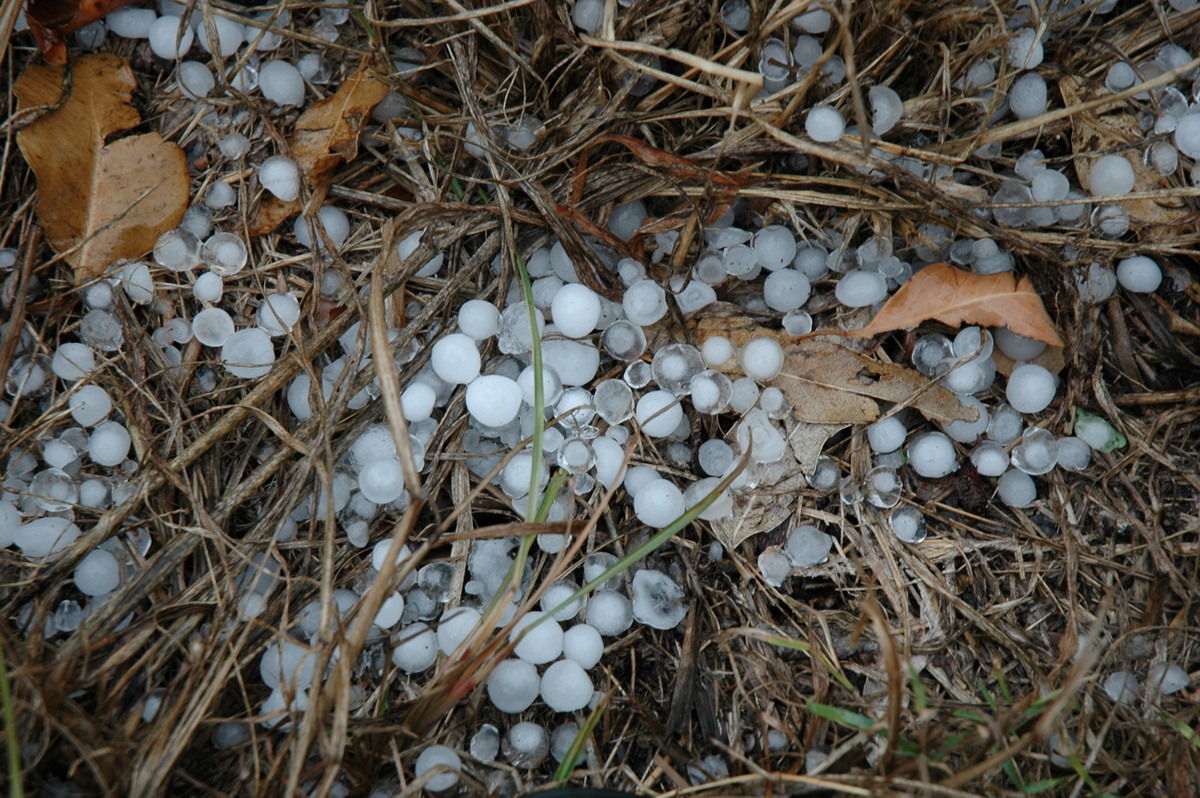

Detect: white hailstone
487,658,540,713
218,132,251,160
945,395,989,442
257,293,301,336
835,270,887,307
635,391,682,438
571,0,604,34
196,14,243,57
869,85,903,135
1089,154,1135,196
1174,112,1200,158
221,328,275,378
1102,671,1139,703
200,232,247,276
906,431,958,478
293,206,350,250
623,279,668,325
867,416,906,454
1008,28,1043,69
193,272,224,303
458,299,501,340
414,745,461,792
89,421,131,466
148,15,193,58
69,384,112,426
51,343,96,382
541,339,600,386
1009,72,1048,119
1076,262,1116,302
721,0,750,30
397,228,446,278
1074,411,1123,451
177,61,215,99
1105,61,1136,93
758,546,791,587
401,382,436,423
204,182,235,210
763,269,811,311
993,326,1046,361
259,60,305,106
1055,436,1091,472
551,283,601,338
431,334,481,384
1145,663,1190,696
970,440,1010,476
633,478,685,528
609,200,647,241
540,659,593,712
631,569,686,630
74,548,120,595
14,518,81,559
786,525,833,567
192,307,234,348
591,436,627,490
753,225,797,271
739,336,784,381
805,105,844,142
436,606,481,654
510,611,564,664
1006,363,1056,414
392,622,438,672
586,590,633,636
997,469,1036,507
258,156,300,202
358,458,405,503
701,335,733,367
373,592,406,629
1116,256,1162,293
562,624,604,669
107,7,156,37
1031,169,1070,202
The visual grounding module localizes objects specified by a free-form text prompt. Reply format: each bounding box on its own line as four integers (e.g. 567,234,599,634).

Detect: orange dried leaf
847,263,1064,346
24,0,140,64
14,53,189,281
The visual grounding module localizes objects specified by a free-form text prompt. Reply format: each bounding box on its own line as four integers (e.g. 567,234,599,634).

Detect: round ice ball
551,283,601,338
623,279,668,326
193,272,224,303
586,590,633,636
431,333,481,385
257,293,301,336
633,478,685,528
196,14,243,57
51,343,96,382
487,658,540,713
997,469,1036,507
107,7,156,38
293,206,350,250
1006,363,1056,414
74,548,120,596
193,307,234,347
69,384,112,426
89,421,131,466
458,299,501,340
572,0,604,34
148,15,194,59
120,262,155,304
806,105,845,142
178,61,215,99
1173,113,1200,158
562,623,604,669
906,431,958,478
635,390,682,438
1009,72,1048,119
763,269,811,311
358,458,405,504
392,622,438,673
259,155,300,202
259,60,305,106
540,659,593,712
739,336,784,382
835,270,888,308
415,745,461,792
221,328,275,378
868,84,903,135
510,611,564,664
867,415,906,454
1116,255,1162,293
1089,154,1135,196
466,375,523,427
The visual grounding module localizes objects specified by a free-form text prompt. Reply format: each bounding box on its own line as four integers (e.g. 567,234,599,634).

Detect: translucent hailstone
193,272,224,303
293,206,350,251
571,0,604,34
373,592,406,629
540,580,583,622
907,431,958,478
863,465,902,508
1116,255,1162,293
835,270,887,307
259,60,304,106
218,132,250,160
1101,671,1138,704
1055,436,1091,471
506,721,550,768
786,525,832,567
540,659,593,712
470,724,501,763
517,363,563,407
867,416,906,453
1006,363,1056,414
1105,61,1136,93
586,590,633,636
682,477,733,520
987,403,1024,446
752,225,797,271
782,309,813,336
609,200,647,241
1012,427,1058,475
945,395,989,442
593,378,634,424
258,156,300,202
551,283,601,338
763,269,811,311
697,439,733,477
689,370,733,414
600,319,647,362
89,420,131,466
106,7,155,37
864,85,903,136
736,409,786,463
431,334,481,384
993,326,1046,361
592,436,627,489
488,658,540,713
651,343,704,394
721,0,750,30
997,469,1036,507
199,232,248,277
542,339,600,386
728,377,759,413
466,375,523,428
221,328,275,378
153,228,201,272
74,548,120,595
392,622,438,673
623,279,668,326
671,276,717,314
634,478,685,528
14,517,81,559
970,440,1008,477
889,506,927,543
1031,169,1070,202
415,745,461,792
739,336,784,381
192,308,234,348
1145,141,1178,176
358,458,405,503
723,244,758,277
1145,662,1190,697
1089,154,1135,196
631,569,686,630
635,391,683,438
1009,72,1048,119
396,229,445,277
500,451,547,499
805,105,845,143
458,299,501,340
758,546,791,587
1173,113,1200,158
196,14,243,56
69,384,112,426
51,343,96,382
204,182,235,210
257,292,301,336
29,468,77,512
177,61,215,98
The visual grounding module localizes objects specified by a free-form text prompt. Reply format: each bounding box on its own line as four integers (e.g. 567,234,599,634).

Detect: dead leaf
846,263,1064,346
250,68,390,235
1061,76,1189,235
15,53,189,281
695,311,976,425
24,0,139,64
709,464,806,551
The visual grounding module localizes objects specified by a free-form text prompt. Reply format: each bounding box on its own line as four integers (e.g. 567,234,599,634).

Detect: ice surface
517,362,563,407
986,402,1024,445
193,271,224,303
1031,169,1070,202
698,439,733,477
1008,27,1043,69
562,623,604,669
867,416,906,454
1054,436,1091,471
701,335,733,367
758,546,791,586
571,0,604,33
29,468,76,512
592,436,626,489
391,622,438,672
631,569,687,629
1074,411,1123,451
723,244,758,277
75,548,120,595
752,225,798,271
651,343,704,394
683,477,733,520
1006,363,1056,414
221,328,275,378
633,478,685,527
729,376,760,413
906,431,957,478
556,386,596,428
541,659,593,712
505,721,550,767
1174,113,1200,158
1116,255,1162,293
259,60,304,106
623,360,652,389
89,421,131,466
487,658,540,713
835,270,887,307
510,611,564,664
763,269,811,311
431,333,481,385
259,156,300,202
997,469,1036,507
739,336,784,381
293,206,350,250
556,437,595,475
197,15,243,56
586,589,633,636
436,606,481,655
944,395,989,442
1089,154,1135,196
1145,663,1189,697
1009,72,1047,119
805,105,845,143
414,745,461,792
593,378,634,425
735,408,786,463
888,506,927,543
993,326,1045,361
1103,671,1139,703
623,279,668,325
635,391,683,438
358,458,405,503
466,374,522,427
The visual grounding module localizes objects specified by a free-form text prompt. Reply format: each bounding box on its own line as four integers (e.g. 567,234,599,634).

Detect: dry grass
2,0,1199,795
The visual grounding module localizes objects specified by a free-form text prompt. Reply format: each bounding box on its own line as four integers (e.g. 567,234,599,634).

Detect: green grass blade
513,251,545,522
807,701,876,732
553,695,607,782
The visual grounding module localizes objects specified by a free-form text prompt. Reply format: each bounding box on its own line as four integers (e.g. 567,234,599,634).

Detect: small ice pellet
1009,72,1048,119
551,283,601,338
623,279,668,326
1005,363,1056,414
74,548,120,595
391,623,438,673
609,200,647,241
562,624,604,669
358,458,405,503
970,441,1010,476
805,105,845,142
786,525,832,567
218,132,251,160
196,14,243,57
1105,61,1136,93
154,228,201,272
205,181,236,210
466,375,522,427
258,156,300,202
431,334,481,385
752,225,797,271
458,299,501,340
906,431,957,478
635,391,683,438
571,0,604,34
835,270,887,307
293,206,350,250
414,745,461,792
1031,170,1070,202
89,421,131,466
177,61,215,99
739,336,784,382
510,611,564,664
889,506,927,543
867,416,906,454
106,7,156,38
1116,256,1162,293
69,385,112,426
193,272,224,303
257,293,301,336
1089,154,1135,196
1173,113,1200,159
633,478,685,528
259,60,305,106
1008,28,1043,69
997,469,1036,507
148,15,194,58
487,658,540,713
192,307,235,347
758,546,791,586
763,269,811,311
221,328,276,378
868,85,903,135
586,590,633,636
51,343,96,382
993,326,1046,361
